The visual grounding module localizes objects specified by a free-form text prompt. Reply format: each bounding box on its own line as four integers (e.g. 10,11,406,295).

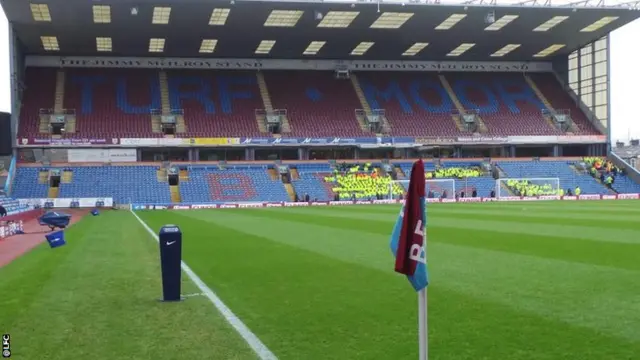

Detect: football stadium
1,0,640,359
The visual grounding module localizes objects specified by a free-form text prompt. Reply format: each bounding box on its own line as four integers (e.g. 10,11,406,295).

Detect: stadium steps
159,71,171,113
65,115,76,133
591,175,617,194
151,115,162,133
61,170,73,183
290,167,300,180
568,164,583,175
54,70,65,114
170,185,182,203
439,75,488,133
47,187,59,198
500,182,515,197
257,72,290,134
523,74,570,133
152,72,169,133
157,169,167,182
438,75,467,131
159,71,187,133
350,74,376,132
175,115,186,133
38,170,49,184
280,113,292,133
394,166,406,179
268,168,279,181
255,72,272,134
284,183,296,201
38,113,50,133
179,169,189,182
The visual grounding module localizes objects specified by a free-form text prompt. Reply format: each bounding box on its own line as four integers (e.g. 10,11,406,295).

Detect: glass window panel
569,69,578,83
594,75,607,85
595,61,607,76
595,105,607,120
595,50,607,63
580,53,593,66
569,82,579,93
581,78,593,88
595,90,607,106
569,57,578,70
595,37,607,51
582,95,593,107
569,51,578,59
580,45,592,56
595,81,607,91
581,65,593,80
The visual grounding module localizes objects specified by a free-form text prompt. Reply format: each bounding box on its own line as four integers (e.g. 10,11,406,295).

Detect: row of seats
180,166,290,203
583,157,640,194
10,160,637,203
399,161,495,198
18,68,600,140
0,196,30,215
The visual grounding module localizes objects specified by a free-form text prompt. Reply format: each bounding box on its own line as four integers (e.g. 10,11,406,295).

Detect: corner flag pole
419,288,428,360
418,230,428,360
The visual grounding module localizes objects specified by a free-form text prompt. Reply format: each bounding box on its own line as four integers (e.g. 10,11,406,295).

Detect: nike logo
166,241,176,246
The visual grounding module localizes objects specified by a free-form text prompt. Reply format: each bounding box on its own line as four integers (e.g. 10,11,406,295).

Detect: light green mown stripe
259,206,640,244
180,209,640,342
323,200,640,214
0,212,255,360
279,204,640,229
238,207,640,271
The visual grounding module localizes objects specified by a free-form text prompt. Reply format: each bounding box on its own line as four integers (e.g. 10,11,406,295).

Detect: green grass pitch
1,200,640,360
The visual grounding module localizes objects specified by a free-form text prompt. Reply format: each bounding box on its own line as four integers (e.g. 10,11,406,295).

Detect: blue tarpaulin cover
38,211,72,229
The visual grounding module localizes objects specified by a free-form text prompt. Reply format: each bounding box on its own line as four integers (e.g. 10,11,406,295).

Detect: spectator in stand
566,188,572,196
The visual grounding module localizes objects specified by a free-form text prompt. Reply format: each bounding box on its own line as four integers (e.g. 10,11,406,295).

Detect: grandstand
3,1,640,359
0,0,638,206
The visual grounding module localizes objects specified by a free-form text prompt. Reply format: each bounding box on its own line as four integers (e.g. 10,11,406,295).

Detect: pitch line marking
130,210,278,360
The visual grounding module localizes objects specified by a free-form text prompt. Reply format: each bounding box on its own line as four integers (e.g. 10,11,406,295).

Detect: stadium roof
2,0,640,61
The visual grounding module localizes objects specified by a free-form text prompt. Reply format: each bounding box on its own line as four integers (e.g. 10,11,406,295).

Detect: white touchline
130,210,278,360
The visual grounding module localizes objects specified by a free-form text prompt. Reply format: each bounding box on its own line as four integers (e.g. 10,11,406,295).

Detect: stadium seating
496,160,611,195
18,68,57,139
180,166,289,203
325,172,402,200
17,68,605,140
358,72,463,137
12,166,172,204
9,159,640,204
446,73,560,136
166,70,263,138
528,73,599,135
11,168,50,199
291,163,334,201
0,196,30,215
265,71,368,137
398,161,495,198
65,69,161,139
582,157,640,194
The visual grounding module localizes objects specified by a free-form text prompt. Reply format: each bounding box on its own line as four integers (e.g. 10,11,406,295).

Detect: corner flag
389,159,430,360
390,159,428,291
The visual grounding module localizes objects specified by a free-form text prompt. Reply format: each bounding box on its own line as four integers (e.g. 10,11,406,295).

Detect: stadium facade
1,0,640,205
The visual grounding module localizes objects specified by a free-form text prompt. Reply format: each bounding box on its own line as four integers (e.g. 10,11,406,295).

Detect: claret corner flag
389,159,429,291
